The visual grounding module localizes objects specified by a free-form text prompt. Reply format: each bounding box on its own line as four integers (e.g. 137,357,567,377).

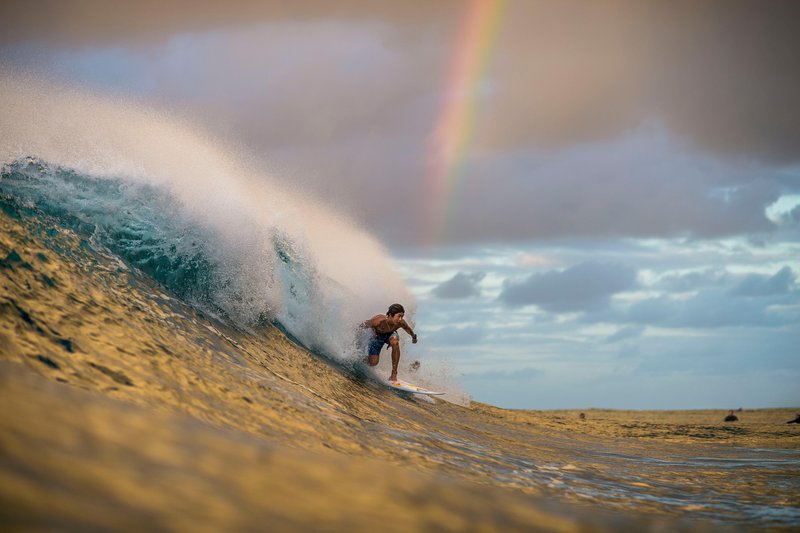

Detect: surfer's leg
367,354,379,366
388,335,400,381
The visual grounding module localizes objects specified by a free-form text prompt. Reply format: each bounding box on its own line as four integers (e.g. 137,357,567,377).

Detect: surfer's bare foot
389,374,397,382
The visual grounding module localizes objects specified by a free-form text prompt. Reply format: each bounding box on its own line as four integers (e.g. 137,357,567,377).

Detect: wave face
0,73,412,361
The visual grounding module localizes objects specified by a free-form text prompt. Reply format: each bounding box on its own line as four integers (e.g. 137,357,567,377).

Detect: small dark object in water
578,413,586,420
724,410,738,422
88,362,134,386
36,355,60,369
786,414,800,424
56,338,74,352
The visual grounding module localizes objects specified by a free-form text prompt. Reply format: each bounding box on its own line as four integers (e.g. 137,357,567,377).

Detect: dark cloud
498,261,637,312
431,272,485,299
2,0,798,164
656,269,730,293
0,1,457,47
480,1,800,163
731,266,795,297
435,135,784,246
789,205,800,225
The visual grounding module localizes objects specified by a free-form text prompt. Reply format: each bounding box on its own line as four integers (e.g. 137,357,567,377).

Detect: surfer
361,303,418,382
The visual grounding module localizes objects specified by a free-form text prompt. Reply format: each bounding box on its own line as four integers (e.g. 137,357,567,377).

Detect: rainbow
427,0,506,244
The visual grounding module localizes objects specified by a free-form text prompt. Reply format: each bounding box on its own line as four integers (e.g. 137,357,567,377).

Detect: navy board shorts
368,331,398,356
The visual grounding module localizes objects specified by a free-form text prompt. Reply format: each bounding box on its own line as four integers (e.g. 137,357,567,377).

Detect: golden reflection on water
1,206,799,530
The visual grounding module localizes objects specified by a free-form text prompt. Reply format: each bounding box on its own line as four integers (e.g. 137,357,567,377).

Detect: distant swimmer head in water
361,303,418,382
724,410,739,422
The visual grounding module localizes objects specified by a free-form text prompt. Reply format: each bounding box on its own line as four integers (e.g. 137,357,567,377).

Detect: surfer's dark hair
387,303,405,316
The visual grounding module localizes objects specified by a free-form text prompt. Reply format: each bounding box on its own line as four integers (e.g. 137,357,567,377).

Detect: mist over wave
0,71,414,362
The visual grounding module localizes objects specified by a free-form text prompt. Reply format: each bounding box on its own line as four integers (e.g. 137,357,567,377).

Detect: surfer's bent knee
367,355,379,366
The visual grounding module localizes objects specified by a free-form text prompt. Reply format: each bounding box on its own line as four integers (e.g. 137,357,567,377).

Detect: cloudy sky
2,0,799,409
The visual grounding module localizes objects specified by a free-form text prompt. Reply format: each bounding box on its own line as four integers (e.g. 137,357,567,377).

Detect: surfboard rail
386,379,445,396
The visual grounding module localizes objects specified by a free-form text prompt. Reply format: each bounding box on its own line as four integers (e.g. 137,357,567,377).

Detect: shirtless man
361,303,417,382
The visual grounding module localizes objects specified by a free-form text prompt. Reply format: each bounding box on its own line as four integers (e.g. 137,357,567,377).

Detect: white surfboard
385,378,445,396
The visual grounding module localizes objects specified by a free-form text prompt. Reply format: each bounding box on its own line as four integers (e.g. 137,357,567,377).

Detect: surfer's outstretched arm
400,319,418,344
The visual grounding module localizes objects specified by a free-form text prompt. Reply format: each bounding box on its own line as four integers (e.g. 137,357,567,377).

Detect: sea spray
0,71,413,364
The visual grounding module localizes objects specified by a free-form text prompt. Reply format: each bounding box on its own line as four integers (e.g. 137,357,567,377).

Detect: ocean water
1,76,799,531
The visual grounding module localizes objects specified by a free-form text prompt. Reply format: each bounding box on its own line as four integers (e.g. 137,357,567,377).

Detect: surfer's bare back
361,303,417,382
